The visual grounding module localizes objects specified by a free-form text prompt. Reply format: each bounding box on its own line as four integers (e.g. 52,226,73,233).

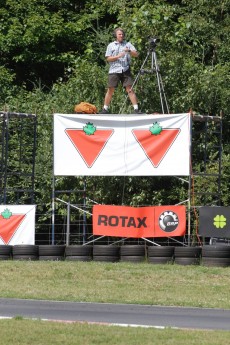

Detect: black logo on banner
159,211,179,232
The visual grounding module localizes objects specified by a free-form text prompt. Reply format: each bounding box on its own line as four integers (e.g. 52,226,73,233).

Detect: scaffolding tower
51,113,223,245
190,114,222,207
187,114,222,243
0,111,37,204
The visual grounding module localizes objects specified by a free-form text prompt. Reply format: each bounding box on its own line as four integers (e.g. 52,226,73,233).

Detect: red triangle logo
65,129,114,167
132,129,180,167
0,214,26,244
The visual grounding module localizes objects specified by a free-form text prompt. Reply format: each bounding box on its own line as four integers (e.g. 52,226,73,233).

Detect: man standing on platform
100,28,142,114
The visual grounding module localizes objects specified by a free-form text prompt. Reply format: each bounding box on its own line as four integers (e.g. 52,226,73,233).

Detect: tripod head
140,37,160,75
148,36,160,51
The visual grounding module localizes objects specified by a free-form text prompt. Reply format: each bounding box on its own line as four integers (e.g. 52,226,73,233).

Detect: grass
1,260,230,345
0,260,230,309
0,319,230,345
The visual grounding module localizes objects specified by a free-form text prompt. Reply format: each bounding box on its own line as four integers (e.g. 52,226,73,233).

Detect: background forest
0,0,229,241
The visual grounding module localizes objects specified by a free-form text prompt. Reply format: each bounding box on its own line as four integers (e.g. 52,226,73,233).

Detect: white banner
0,205,36,245
54,113,191,176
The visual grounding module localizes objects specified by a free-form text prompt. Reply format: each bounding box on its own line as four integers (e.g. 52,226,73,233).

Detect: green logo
213,215,227,229
149,122,162,135
83,122,96,135
1,208,12,219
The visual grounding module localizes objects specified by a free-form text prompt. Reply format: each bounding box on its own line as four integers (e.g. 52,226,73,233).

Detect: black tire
39,245,65,256
120,245,145,256
93,255,119,262
120,255,145,263
148,246,174,257
174,247,202,258
13,254,38,261
202,257,230,267
65,255,92,262
148,256,174,264
202,245,230,258
0,255,12,260
93,245,120,256
174,257,200,266
39,255,64,261
0,245,12,255
65,245,92,256
12,245,38,256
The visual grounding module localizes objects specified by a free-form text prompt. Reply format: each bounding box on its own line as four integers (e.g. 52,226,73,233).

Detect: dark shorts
108,69,133,88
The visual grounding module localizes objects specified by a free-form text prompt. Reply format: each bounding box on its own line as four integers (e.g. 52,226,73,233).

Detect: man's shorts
108,69,133,88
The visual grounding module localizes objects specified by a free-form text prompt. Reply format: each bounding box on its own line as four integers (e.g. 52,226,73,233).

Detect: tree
0,0,110,87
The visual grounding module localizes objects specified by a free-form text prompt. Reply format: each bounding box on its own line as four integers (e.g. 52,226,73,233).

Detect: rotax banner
93,205,186,238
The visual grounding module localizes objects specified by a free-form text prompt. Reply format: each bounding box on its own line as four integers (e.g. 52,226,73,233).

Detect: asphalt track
0,298,230,330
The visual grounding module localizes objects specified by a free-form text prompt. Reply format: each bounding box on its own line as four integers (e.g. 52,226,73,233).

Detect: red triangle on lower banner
132,129,180,167
66,129,114,167
0,215,25,244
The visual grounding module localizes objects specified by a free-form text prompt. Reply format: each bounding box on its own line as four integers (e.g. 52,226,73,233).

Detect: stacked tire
120,245,146,263
65,245,93,261
12,245,39,260
148,246,174,264
0,245,12,260
39,245,65,261
174,247,201,266
202,245,230,267
93,245,120,262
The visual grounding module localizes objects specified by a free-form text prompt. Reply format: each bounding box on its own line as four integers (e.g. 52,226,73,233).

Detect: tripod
120,41,170,114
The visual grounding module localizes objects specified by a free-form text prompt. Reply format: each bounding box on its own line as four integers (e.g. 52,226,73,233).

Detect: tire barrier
39,245,65,261
120,245,146,263
93,245,120,262
148,246,174,264
65,245,93,261
0,245,12,260
201,245,230,267
12,244,39,261
174,247,201,266
2,244,230,267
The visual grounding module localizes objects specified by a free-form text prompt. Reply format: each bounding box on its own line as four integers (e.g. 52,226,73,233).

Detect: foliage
0,0,110,87
0,67,16,103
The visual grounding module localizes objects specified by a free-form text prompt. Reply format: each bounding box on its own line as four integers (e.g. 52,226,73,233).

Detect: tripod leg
130,51,150,91
153,50,169,114
119,51,151,114
159,74,170,113
153,51,165,114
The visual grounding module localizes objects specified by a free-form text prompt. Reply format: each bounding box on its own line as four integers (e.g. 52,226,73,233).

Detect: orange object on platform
74,102,98,114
